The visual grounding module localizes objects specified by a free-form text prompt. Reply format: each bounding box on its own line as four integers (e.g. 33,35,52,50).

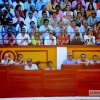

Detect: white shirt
97,10,100,18
44,35,56,45
63,11,73,17
16,33,31,45
45,67,55,70
84,35,95,44
38,10,49,18
85,2,97,11
1,59,14,65
25,64,38,70
25,16,37,28
13,2,24,10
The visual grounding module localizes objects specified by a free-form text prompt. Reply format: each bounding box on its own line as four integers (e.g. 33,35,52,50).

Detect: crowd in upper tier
0,0,100,45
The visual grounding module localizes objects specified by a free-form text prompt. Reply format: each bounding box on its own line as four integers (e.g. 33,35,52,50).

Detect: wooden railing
0,65,24,70
61,64,100,69
0,67,100,97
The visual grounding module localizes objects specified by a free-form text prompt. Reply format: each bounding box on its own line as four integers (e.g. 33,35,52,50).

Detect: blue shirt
63,59,76,64
4,25,16,36
90,60,100,64
35,1,46,11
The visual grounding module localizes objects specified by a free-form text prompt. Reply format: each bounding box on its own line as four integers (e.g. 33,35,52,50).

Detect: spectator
77,54,90,66
16,27,31,45
13,0,24,10
94,21,100,39
16,21,27,35
4,28,16,45
90,55,100,64
84,28,95,45
63,52,76,64
38,11,50,27
86,3,95,18
2,2,15,18
55,20,65,37
85,0,97,11
60,0,71,11
44,30,56,45
31,29,42,45
24,0,35,12
45,61,55,70
80,20,91,39
64,5,73,18
57,28,69,45
0,10,11,27
1,53,14,65
96,33,100,45
88,10,100,28
25,58,38,70
4,20,16,36
0,0,12,6
27,21,36,38
49,10,60,29
15,5,24,18
12,10,24,26
39,18,54,39
47,0,58,11
67,20,80,41
73,12,84,27
15,54,26,65
72,0,86,10
55,5,64,19
35,61,42,70
26,5,38,19
62,13,72,27
0,21,4,37
73,4,84,18
38,5,49,18
35,0,46,11
25,11,37,28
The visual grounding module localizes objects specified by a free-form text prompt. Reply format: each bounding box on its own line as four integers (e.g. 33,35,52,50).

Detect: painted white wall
57,47,67,69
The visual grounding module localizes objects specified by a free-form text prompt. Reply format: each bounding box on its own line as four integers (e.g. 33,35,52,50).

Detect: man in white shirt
1,53,14,65
44,30,56,45
39,18,54,39
25,58,38,70
25,11,37,28
16,27,31,45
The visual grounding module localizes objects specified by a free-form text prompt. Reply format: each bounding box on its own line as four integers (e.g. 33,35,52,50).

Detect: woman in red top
57,28,69,45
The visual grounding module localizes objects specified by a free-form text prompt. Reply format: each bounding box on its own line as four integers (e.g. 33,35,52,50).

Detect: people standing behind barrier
35,61,42,70
84,28,95,45
4,28,16,45
25,58,38,70
39,18,54,39
77,54,89,66
1,53,14,65
44,30,56,45
45,61,55,70
16,27,31,45
15,54,26,65
31,29,43,45
63,52,76,64
57,28,69,45
90,55,100,64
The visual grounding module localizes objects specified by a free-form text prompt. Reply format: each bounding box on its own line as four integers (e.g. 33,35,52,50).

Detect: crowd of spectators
0,0,100,45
